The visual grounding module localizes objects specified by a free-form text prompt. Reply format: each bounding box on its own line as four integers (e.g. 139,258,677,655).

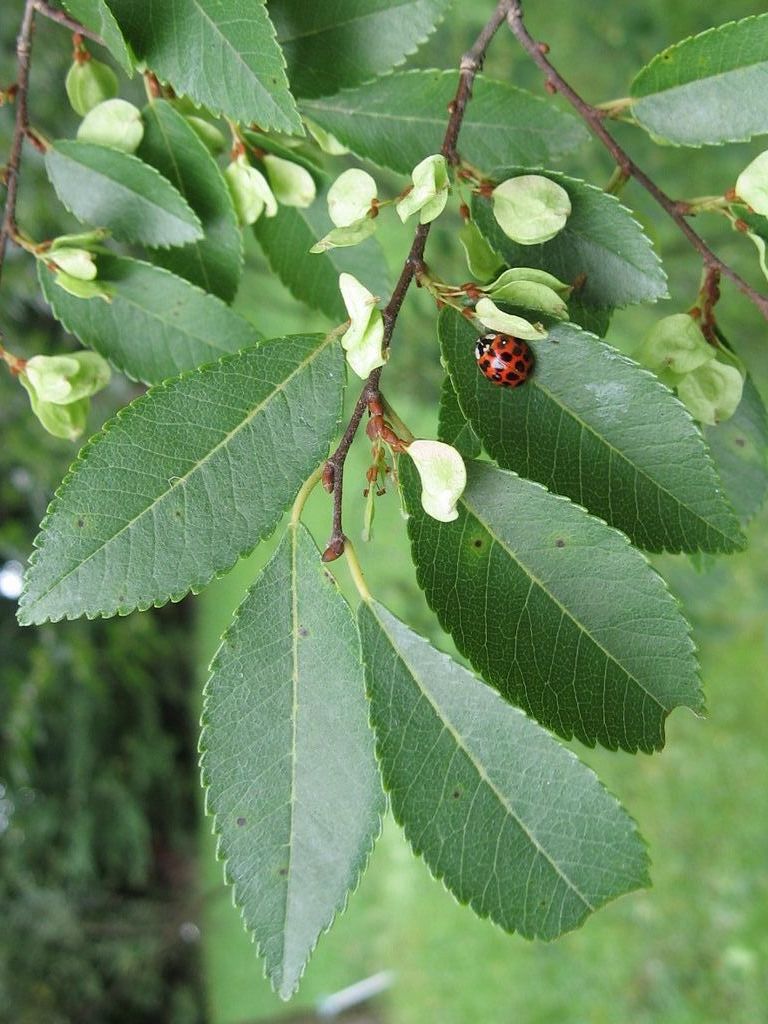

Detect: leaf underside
401,457,703,753
300,71,589,175
38,255,260,384
17,334,344,624
360,600,650,938
440,309,745,554
202,523,383,998
630,13,768,146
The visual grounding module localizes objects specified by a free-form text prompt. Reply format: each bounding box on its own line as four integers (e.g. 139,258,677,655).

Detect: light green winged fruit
19,351,111,441
637,314,716,379
677,361,744,426
224,154,277,226
65,58,118,117
406,439,466,523
458,220,504,282
77,98,144,153
492,174,571,244
185,116,226,154
338,273,386,378
485,267,571,320
474,298,547,340
311,169,378,252
46,247,98,282
263,154,316,208
735,150,768,216
396,154,450,224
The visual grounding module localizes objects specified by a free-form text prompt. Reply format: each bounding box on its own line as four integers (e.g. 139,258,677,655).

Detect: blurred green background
2,2,767,1021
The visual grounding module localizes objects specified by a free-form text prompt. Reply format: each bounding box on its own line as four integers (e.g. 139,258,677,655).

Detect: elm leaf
401,457,704,753
300,71,588,175
440,309,745,554
46,140,203,248
360,600,650,937
202,523,383,998
17,334,344,624
39,255,260,384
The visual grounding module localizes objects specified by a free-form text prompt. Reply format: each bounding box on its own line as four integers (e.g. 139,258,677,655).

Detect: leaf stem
290,465,324,527
32,1,104,44
506,1,768,322
343,539,372,603
322,0,514,558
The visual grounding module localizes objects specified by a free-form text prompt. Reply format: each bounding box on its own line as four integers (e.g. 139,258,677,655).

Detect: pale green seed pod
338,273,386,378
492,175,571,245
185,116,226,154
327,169,377,228
224,156,277,225
458,221,504,283
19,378,90,440
263,154,316,208
637,314,715,375
77,98,144,153
485,279,568,319
24,351,111,404
474,298,548,340
396,154,450,224
47,247,98,281
735,150,768,216
407,440,467,523
65,58,119,117
677,361,744,426
310,219,377,253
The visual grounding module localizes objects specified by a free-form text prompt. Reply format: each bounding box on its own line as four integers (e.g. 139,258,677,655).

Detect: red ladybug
475,333,534,387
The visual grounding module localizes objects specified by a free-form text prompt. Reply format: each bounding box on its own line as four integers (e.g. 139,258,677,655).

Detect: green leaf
440,310,745,554
473,168,667,309
17,334,344,624
139,100,242,302
401,457,703,753
107,0,301,133
300,71,589,175
630,14,768,147
46,140,203,248
270,0,451,99
38,255,260,384
202,523,383,999
705,375,768,526
566,299,612,338
437,377,481,459
359,600,650,936
254,191,390,321
62,0,134,73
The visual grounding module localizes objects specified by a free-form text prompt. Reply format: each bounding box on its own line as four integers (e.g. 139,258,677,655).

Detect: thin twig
322,0,514,559
0,0,37,292
506,0,768,323
33,1,104,45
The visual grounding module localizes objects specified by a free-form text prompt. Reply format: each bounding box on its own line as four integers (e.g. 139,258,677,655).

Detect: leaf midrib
458,480,667,713
26,336,330,610
373,605,595,913
55,146,199,230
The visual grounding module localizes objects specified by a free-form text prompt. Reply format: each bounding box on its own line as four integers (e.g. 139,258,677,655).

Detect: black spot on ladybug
475,332,534,388
236,816,246,827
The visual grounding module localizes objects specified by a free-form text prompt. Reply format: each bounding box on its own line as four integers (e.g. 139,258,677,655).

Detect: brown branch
506,0,768,323
322,0,514,560
33,1,104,45
0,0,36,292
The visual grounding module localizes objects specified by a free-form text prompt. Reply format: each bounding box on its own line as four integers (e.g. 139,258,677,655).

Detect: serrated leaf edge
16,335,344,625
38,256,258,385
46,141,204,248
402,458,706,754
443,312,746,554
629,13,768,148
198,524,384,998
361,599,652,939
475,166,669,309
